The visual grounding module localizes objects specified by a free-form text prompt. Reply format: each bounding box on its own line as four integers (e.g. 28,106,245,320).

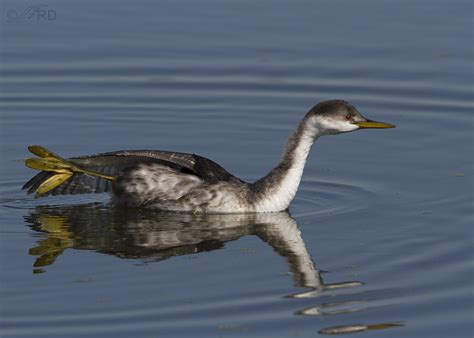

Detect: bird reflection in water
24,203,402,335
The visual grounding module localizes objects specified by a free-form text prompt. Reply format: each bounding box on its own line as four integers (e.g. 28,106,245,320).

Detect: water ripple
292,178,374,218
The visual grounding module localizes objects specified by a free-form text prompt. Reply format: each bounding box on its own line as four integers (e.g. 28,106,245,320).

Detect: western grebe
23,100,395,213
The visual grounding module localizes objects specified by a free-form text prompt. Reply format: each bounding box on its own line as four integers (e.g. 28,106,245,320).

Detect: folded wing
23,149,242,197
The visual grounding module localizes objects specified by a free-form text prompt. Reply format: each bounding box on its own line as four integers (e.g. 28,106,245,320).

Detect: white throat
253,121,319,212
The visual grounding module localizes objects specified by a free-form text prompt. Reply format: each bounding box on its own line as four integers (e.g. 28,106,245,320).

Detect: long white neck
252,116,320,212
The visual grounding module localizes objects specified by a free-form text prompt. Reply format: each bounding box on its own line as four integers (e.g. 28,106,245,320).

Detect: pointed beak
354,119,396,129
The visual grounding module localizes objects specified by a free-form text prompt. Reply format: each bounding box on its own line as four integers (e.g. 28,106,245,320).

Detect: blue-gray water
1,1,472,337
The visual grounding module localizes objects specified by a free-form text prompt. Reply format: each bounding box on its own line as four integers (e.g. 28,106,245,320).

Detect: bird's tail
24,145,116,196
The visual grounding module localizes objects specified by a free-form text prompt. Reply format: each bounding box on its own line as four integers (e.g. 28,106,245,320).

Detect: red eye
345,115,352,120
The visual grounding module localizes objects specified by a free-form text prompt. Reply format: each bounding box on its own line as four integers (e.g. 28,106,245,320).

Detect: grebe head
307,100,396,135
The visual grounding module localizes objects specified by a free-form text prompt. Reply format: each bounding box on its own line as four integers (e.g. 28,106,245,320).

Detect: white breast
254,133,315,213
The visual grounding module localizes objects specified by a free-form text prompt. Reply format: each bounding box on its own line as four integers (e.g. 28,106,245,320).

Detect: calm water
1,0,473,337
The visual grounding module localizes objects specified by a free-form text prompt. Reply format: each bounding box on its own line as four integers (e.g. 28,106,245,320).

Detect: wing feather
24,149,242,197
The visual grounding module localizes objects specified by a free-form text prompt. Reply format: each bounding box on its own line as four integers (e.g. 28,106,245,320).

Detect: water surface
1,0,473,337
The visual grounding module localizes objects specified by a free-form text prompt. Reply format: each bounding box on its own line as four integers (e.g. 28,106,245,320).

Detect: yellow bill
355,120,396,129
